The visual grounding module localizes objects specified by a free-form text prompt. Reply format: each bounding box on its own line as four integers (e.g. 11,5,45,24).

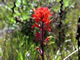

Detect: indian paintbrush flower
31,7,53,31
31,7,53,60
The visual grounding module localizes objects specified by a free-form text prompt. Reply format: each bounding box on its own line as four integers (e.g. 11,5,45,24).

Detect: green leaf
19,51,23,60
64,0,69,7
56,0,60,2
48,42,54,45
16,0,21,7
57,56,61,60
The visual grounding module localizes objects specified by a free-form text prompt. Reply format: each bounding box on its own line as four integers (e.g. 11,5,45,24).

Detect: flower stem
41,42,44,60
40,22,44,60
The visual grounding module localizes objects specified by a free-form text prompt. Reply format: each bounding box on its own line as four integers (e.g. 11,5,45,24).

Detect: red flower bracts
31,7,53,42
32,7,53,22
31,7,54,59
32,7,53,31
36,47,42,55
35,32,40,41
31,23,40,29
31,7,53,58
45,37,50,43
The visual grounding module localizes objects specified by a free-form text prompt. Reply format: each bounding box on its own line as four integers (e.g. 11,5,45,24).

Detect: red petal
31,25,34,29
35,10,41,18
47,25,51,31
35,36,39,41
38,7,44,11
35,19,39,23
33,14,38,19
33,14,40,23
46,20,50,26
43,27,47,31
36,32,40,39
34,24,40,28
36,47,42,55
45,37,50,43
42,17,47,22
48,28,51,32
47,25,51,29
31,24,40,29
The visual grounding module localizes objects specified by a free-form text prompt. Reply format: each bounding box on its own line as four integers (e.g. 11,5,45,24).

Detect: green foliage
0,0,80,60
3,0,32,25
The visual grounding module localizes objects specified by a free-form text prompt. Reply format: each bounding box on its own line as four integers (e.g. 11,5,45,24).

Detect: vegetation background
0,0,80,60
